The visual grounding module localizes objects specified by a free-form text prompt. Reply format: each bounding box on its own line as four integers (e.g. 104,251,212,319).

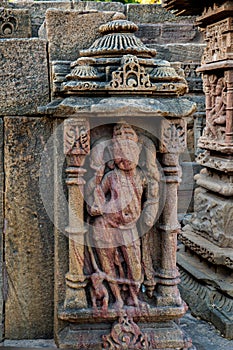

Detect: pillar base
64,273,88,309
57,306,195,349
156,285,183,307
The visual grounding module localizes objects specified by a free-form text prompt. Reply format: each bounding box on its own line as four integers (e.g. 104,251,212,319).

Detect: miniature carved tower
42,12,196,349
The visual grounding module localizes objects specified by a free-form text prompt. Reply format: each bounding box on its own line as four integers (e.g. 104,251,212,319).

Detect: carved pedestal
179,2,233,339
41,12,196,349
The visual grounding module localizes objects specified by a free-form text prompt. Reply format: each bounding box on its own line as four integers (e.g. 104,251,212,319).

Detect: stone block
0,8,31,38
126,4,194,24
190,187,233,248
152,44,205,63
185,95,206,114
136,23,201,46
136,24,161,45
178,162,200,214
161,23,199,43
0,38,49,116
12,1,71,37
4,117,54,339
73,1,125,13
46,9,120,61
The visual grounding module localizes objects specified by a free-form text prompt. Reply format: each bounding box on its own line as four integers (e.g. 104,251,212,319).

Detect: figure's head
216,77,225,95
112,123,140,171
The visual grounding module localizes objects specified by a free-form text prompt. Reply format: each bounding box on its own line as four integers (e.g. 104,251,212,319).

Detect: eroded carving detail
179,232,217,264
204,75,227,140
0,9,18,37
160,119,186,153
188,187,233,248
195,168,233,196
102,316,150,349
202,18,233,64
197,151,233,172
109,55,151,90
64,118,90,166
180,268,233,316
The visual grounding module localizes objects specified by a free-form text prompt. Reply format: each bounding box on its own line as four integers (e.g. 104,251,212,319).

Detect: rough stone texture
12,1,71,37
73,1,125,13
4,117,54,339
0,119,3,340
136,23,201,45
189,188,233,248
180,311,233,349
53,119,69,341
126,4,195,23
178,162,202,215
2,339,57,348
0,38,49,116
151,43,205,63
178,244,233,339
46,9,120,61
0,8,31,38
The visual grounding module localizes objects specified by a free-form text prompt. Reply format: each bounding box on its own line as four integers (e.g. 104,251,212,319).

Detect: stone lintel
197,60,233,72
196,1,233,27
39,97,196,119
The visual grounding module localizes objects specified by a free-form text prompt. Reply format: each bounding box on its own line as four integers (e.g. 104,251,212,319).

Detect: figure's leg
141,229,156,297
121,240,142,306
95,247,124,309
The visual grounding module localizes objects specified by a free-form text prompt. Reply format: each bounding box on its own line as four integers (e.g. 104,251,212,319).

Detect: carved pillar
156,120,186,306
178,2,233,339
225,69,233,144
202,74,211,130
63,118,90,309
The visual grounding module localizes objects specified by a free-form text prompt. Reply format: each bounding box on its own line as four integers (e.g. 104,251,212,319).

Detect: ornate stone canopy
40,13,195,118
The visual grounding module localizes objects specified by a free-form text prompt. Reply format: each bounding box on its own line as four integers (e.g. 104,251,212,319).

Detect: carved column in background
179,2,233,339
64,118,90,309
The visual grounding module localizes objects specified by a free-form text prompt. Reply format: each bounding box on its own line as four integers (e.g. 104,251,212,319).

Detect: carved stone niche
40,12,196,349
0,8,31,38
178,2,233,339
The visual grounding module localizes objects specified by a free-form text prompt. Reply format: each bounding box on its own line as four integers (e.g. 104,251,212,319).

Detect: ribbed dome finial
80,16,156,58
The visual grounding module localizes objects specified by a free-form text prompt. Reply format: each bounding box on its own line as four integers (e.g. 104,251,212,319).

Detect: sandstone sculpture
41,12,196,349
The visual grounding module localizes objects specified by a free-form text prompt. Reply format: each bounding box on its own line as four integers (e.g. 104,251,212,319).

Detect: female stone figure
207,77,227,138
86,123,159,310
